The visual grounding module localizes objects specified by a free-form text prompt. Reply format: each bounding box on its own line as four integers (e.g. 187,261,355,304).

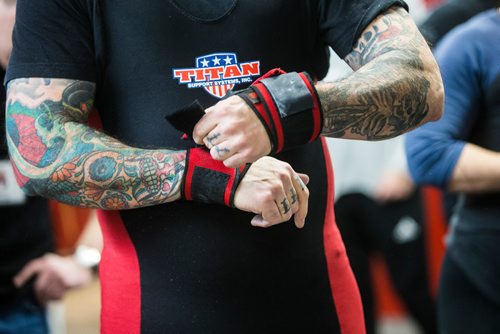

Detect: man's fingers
252,199,283,228
13,259,43,287
222,151,257,168
203,129,224,149
192,113,217,145
297,173,309,186
292,175,309,229
209,141,233,161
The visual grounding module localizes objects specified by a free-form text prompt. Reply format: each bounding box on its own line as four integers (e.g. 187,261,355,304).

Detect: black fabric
0,69,54,306
121,143,341,333
168,0,237,22
463,73,500,210
5,0,409,86
191,166,229,203
335,192,437,334
419,0,500,47
165,100,205,140
438,253,500,334
5,0,96,85
317,0,408,59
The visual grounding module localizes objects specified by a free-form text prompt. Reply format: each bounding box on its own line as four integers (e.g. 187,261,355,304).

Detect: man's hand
233,156,309,229
193,96,272,168
13,253,93,304
192,70,323,168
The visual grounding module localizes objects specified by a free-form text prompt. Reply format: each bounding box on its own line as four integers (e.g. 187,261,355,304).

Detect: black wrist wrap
183,148,250,207
234,69,323,154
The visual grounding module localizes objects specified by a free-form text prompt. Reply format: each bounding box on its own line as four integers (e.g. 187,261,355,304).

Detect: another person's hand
233,156,309,228
13,253,93,305
0,0,15,69
374,170,416,203
192,96,272,168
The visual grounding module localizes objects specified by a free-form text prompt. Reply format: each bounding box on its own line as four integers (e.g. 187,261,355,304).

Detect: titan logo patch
172,53,260,98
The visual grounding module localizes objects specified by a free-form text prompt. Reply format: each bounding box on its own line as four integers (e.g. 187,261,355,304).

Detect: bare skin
193,7,444,167
449,144,500,193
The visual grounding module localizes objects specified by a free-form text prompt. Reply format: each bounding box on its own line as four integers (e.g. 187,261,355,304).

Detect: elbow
405,136,449,188
8,157,43,197
427,75,444,123
424,60,445,123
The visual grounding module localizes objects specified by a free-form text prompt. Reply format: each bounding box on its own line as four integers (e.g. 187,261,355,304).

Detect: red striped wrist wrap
234,69,323,154
183,148,250,207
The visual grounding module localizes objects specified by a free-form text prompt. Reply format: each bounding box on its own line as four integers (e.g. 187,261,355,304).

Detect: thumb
13,258,43,287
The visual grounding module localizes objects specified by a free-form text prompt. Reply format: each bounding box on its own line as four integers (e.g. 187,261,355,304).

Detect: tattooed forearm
6,78,186,209
319,7,443,140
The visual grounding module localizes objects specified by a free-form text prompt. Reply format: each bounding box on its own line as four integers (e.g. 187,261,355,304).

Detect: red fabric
321,138,366,334
298,72,322,142
186,148,237,206
252,68,286,84
98,210,141,334
421,186,447,296
249,91,273,132
254,84,285,152
183,150,195,201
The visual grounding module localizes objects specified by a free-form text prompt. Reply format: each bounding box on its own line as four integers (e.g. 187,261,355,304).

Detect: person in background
406,8,500,333
0,1,101,333
419,0,500,46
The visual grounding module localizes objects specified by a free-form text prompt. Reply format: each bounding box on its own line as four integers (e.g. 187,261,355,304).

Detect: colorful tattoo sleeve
319,7,443,140
6,78,186,209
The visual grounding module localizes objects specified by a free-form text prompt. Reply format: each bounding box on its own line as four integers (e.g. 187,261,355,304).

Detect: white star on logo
224,56,233,64
212,56,221,65
200,58,210,67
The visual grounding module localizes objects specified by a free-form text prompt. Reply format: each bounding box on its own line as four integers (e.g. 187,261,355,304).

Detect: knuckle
270,185,282,197
209,148,219,160
259,191,274,203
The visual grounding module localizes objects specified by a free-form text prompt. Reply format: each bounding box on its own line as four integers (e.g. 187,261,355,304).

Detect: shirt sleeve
4,0,96,85
405,24,482,188
317,0,408,59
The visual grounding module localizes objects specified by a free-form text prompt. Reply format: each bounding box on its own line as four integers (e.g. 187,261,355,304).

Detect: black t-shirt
419,0,500,46
0,69,53,305
5,0,407,331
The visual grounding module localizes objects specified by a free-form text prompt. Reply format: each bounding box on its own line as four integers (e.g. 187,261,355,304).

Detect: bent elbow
427,81,444,122
424,62,445,123
8,158,42,197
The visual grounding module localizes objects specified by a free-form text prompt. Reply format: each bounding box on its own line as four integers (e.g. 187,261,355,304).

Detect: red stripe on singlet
321,138,366,334
98,210,141,334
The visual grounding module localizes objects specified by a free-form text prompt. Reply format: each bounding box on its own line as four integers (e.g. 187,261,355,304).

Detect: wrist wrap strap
184,148,250,207
234,69,323,153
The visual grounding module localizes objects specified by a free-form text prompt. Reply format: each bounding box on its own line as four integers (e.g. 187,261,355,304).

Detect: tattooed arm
191,7,443,167
5,78,186,209
6,78,309,226
318,7,443,139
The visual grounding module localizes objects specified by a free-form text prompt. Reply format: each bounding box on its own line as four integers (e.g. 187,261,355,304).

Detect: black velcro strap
184,148,249,207
165,100,205,139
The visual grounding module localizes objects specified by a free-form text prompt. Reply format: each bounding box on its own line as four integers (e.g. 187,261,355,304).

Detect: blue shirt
405,9,500,188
